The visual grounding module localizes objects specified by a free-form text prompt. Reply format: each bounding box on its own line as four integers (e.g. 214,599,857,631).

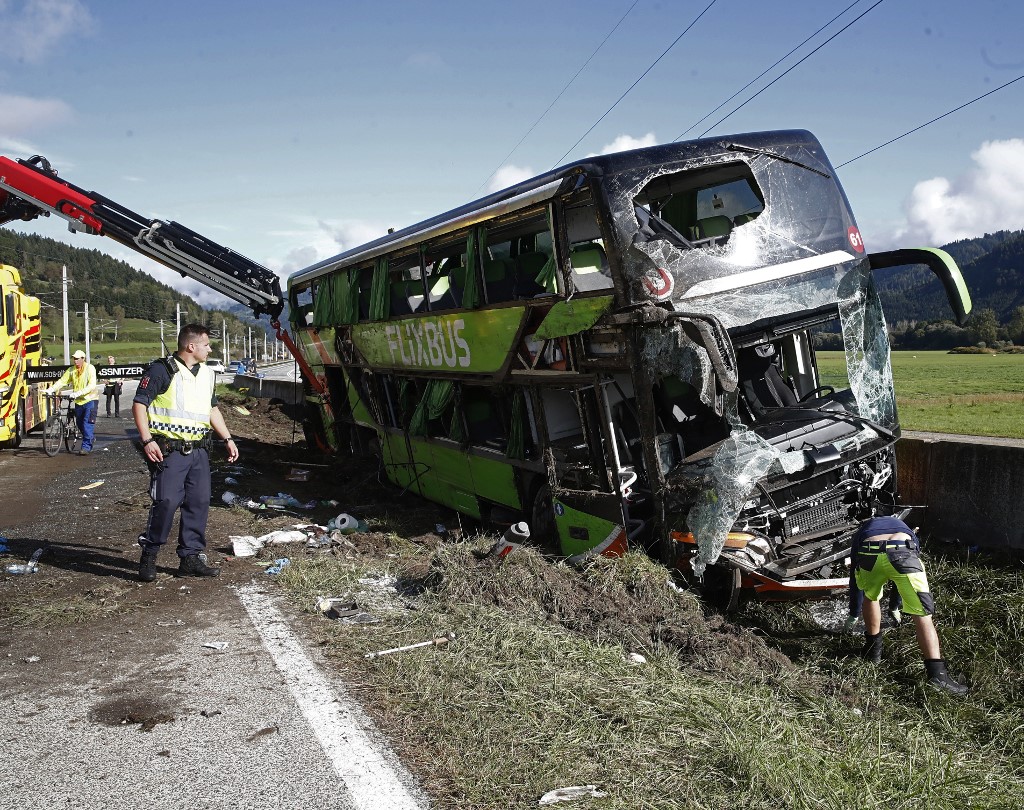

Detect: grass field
817,351,1024,439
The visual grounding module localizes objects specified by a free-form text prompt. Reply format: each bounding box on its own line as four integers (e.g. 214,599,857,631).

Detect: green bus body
287,130,971,600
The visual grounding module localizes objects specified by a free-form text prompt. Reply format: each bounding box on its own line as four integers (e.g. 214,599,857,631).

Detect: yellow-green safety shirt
48,363,99,405
147,357,216,441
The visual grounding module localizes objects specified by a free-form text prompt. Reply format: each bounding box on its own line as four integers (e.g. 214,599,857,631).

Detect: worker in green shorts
852,516,968,695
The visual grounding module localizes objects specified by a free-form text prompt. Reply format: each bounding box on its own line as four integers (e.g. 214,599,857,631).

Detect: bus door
540,382,628,561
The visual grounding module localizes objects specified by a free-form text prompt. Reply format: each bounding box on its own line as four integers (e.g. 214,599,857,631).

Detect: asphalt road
0,389,426,810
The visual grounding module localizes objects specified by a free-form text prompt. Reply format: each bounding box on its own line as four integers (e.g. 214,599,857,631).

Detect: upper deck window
633,162,764,251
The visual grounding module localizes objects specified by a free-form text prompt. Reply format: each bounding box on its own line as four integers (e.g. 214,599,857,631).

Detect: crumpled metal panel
604,137,896,569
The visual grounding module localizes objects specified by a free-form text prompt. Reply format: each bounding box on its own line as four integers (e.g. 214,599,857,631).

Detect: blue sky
2,0,1023,308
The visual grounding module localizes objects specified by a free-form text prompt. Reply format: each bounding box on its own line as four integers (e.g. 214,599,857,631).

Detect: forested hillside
0,229,260,345
875,229,1024,349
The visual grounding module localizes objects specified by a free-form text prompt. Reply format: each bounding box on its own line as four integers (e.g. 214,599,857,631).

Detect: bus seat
428,273,457,310
483,257,514,303
513,251,548,298
389,279,413,316
570,243,613,292
733,212,759,226
696,215,732,241
737,345,798,417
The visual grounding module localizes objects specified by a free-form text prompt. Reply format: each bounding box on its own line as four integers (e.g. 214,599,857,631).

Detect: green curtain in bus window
312,276,336,327
448,398,466,443
409,379,456,436
535,255,558,294
534,209,558,293
506,387,525,459
369,258,390,320
338,268,360,325
461,229,481,309
397,378,413,427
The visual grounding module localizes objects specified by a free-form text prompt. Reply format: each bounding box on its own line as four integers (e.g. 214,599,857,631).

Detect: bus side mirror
868,248,972,326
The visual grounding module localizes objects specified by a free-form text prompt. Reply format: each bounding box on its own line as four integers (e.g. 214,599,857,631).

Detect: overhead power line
698,0,887,138
675,0,862,141
836,73,1024,168
552,0,718,168
476,0,640,194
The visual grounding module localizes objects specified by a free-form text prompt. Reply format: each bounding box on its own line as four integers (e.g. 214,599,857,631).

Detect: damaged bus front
597,131,972,602
287,130,970,605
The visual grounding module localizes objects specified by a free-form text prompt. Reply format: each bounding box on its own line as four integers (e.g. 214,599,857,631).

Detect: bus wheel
529,484,557,550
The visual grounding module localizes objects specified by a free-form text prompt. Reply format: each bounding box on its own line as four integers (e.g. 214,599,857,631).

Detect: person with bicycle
44,349,99,455
133,323,238,581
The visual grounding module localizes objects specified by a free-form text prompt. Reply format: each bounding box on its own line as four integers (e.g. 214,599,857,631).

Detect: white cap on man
72,350,86,359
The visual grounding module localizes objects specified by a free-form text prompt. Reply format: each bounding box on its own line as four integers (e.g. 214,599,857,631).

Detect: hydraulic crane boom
0,154,283,319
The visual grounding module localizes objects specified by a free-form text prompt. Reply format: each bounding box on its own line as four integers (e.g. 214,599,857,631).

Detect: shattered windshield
604,135,896,573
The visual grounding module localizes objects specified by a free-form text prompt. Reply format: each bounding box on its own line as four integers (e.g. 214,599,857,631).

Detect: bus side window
357,266,374,320
388,254,424,316
427,255,462,311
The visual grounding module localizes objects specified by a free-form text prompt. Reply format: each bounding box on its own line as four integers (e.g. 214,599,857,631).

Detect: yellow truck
0,263,46,448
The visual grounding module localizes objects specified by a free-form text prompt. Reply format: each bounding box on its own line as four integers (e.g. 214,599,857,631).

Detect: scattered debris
627,652,647,665
5,548,43,574
224,476,240,485
480,522,530,560
264,558,291,575
285,468,311,482
24,655,40,663
230,528,311,558
233,406,250,416
202,641,229,651
0,535,7,553
246,725,279,741
200,709,222,718
538,785,608,805
79,480,105,490
317,598,379,623
327,513,368,534
156,619,185,627
365,631,456,659
260,492,317,510
157,750,171,757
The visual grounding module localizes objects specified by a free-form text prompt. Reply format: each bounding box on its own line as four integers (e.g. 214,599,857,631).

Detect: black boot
862,632,883,663
177,553,220,578
924,659,969,695
139,549,159,582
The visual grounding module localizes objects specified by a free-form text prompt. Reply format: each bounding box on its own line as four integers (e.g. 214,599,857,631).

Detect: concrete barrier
231,373,303,404
898,431,1024,551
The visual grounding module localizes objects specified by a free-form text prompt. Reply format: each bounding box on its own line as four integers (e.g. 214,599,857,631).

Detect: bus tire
529,483,557,550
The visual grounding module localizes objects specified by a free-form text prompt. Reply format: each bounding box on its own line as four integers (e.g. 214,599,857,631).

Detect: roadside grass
274,536,1024,809
817,351,1024,438
2,579,130,628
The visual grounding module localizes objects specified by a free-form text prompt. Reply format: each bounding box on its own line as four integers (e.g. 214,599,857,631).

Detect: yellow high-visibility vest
147,357,215,441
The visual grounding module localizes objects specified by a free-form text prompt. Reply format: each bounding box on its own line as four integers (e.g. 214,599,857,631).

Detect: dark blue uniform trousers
141,448,211,559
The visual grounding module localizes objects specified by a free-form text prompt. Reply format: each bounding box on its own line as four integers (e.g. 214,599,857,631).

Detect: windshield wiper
724,143,831,179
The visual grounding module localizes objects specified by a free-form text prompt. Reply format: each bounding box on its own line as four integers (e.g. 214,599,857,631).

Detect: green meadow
818,350,1024,439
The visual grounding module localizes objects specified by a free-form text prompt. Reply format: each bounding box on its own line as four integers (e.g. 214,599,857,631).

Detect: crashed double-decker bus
287,129,971,604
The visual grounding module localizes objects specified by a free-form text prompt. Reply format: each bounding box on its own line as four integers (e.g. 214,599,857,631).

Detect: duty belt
860,540,912,551
156,435,211,455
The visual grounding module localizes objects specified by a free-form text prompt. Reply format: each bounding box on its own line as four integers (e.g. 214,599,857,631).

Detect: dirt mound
398,540,791,676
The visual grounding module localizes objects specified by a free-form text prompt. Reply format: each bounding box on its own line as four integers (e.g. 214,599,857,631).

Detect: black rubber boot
924,659,969,695
139,549,159,583
177,553,220,578
862,632,883,663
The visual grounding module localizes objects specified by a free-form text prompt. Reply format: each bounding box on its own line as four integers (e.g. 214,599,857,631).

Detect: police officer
133,323,238,581
851,515,967,695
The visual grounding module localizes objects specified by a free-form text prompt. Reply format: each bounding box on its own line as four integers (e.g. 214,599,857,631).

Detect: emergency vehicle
0,263,45,447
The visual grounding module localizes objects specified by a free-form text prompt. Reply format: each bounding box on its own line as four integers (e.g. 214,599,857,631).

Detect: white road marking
235,584,426,809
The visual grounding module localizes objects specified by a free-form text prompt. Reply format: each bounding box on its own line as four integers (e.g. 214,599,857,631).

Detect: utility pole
247,326,253,359
263,331,267,361
160,319,165,354
175,302,181,336
62,264,70,365
83,302,91,363
222,318,228,363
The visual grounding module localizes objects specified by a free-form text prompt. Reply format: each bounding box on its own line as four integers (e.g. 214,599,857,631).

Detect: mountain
0,228,262,338
874,229,1024,325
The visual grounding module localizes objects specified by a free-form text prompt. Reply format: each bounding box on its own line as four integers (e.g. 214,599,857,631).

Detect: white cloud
895,139,1024,245
0,0,93,63
487,164,534,193
264,217,391,275
0,93,73,136
591,132,658,157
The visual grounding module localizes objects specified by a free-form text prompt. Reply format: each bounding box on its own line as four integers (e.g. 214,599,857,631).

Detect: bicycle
43,393,82,457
